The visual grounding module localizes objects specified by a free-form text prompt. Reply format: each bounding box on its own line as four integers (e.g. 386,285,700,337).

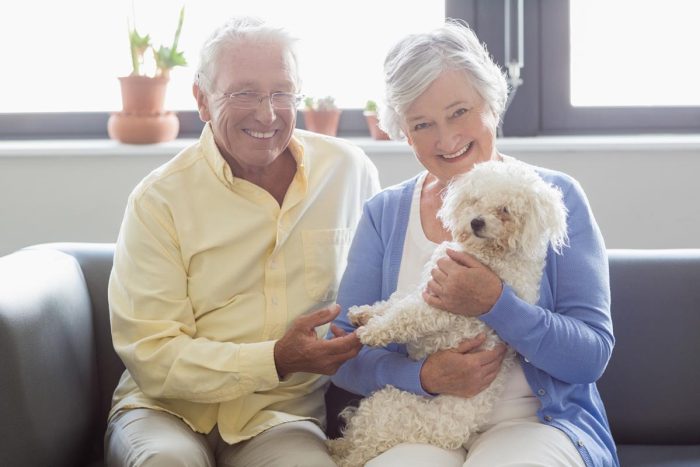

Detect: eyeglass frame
220,90,305,110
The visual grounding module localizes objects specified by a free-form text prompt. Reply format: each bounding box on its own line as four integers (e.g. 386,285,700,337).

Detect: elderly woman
330,20,618,467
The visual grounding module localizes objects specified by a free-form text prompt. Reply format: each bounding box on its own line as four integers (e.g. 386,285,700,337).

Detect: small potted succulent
302,96,342,137
108,7,187,144
363,100,390,140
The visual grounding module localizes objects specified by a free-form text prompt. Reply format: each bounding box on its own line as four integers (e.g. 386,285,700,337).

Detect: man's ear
193,82,212,122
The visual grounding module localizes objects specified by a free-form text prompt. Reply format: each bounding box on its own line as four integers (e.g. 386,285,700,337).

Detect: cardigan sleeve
481,176,614,384
329,196,431,397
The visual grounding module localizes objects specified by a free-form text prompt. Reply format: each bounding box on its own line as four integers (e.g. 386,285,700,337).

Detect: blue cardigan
330,165,619,467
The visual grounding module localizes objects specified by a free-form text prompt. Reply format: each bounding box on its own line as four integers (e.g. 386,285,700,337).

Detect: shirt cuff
238,340,280,392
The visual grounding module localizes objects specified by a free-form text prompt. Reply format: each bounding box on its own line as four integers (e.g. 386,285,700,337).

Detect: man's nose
254,96,277,123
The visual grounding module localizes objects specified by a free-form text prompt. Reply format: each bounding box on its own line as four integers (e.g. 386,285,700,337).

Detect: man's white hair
379,19,508,140
195,16,301,93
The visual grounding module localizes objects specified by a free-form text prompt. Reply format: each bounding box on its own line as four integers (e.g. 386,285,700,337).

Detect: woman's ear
192,83,212,122
402,126,413,146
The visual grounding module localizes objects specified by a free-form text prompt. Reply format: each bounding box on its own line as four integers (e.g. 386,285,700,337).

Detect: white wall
1,136,699,257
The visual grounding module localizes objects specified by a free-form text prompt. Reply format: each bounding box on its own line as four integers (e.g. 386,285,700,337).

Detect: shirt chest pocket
302,228,353,302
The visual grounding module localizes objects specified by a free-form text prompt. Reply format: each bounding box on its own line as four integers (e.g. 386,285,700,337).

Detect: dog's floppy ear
537,183,569,254
438,173,470,234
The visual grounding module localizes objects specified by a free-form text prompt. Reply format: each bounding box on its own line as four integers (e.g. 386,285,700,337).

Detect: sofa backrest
598,249,700,445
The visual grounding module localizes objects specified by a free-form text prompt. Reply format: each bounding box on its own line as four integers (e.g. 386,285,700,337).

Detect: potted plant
302,96,342,137
363,100,390,140
108,7,187,144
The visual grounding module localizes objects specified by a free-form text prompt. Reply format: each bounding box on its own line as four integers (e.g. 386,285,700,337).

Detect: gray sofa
0,243,698,467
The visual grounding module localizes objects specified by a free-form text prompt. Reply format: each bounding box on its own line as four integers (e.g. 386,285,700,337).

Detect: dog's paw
356,325,388,347
348,304,374,327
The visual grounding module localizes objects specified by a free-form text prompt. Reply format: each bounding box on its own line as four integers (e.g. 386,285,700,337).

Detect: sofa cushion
618,444,700,467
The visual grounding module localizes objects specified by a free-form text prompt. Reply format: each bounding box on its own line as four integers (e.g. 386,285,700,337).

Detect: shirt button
544,415,553,422
524,357,530,363
537,388,546,396
270,260,277,269
271,296,278,306
577,440,585,447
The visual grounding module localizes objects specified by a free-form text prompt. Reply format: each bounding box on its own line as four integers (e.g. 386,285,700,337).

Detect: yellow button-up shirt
108,124,380,444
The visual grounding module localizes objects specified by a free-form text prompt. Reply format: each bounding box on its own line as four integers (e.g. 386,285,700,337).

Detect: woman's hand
419,333,507,397
422,249,502,317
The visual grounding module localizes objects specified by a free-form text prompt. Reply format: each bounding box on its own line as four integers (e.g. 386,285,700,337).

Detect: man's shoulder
293,129,368,161
130,140,203,200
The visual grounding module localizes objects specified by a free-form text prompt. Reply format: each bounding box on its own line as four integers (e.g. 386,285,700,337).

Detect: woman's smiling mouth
442,141,472,159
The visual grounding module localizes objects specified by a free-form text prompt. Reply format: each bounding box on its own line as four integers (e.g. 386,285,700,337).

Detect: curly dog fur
328,158,568,467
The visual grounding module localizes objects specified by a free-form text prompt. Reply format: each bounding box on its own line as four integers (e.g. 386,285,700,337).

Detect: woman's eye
452,108,468,118
413,122,431,131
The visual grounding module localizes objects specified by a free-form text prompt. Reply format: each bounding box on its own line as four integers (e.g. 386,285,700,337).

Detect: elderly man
104,16,380,467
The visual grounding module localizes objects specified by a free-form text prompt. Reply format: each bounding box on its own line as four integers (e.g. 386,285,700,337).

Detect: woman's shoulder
365,172,424,208
502,155,580,194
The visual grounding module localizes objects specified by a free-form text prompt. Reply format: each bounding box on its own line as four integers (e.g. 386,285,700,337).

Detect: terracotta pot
108,112,179,144
303,109,342,136
363,111,390,140
118,75,170,115
109,75,179,144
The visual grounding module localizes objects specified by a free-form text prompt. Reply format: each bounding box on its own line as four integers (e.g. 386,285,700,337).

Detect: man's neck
224,149,297,206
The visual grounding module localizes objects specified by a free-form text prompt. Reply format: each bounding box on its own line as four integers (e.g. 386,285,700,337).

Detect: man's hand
422,249,503,317
419,333,506,397
274,304,361,379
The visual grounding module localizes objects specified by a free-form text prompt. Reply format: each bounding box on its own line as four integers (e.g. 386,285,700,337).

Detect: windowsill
3,133,700,158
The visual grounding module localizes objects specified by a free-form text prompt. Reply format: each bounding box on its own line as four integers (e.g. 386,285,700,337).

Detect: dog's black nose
471,217,485,232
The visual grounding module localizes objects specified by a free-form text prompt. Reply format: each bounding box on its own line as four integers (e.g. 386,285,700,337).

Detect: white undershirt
397,171,540,426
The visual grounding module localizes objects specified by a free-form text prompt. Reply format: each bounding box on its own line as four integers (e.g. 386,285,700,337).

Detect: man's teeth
443,142,471,159
246,129,275,139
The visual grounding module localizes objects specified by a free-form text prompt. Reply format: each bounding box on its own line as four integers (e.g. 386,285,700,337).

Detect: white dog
328,158,569,467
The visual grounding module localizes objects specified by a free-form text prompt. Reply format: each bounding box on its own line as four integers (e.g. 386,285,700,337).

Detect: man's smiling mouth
245,129,276,139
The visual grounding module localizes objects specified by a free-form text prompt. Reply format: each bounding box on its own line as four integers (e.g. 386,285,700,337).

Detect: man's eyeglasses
223,91,304,110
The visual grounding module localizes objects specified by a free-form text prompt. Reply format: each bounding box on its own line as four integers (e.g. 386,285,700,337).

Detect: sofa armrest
0,249,99,467
599,249,700,445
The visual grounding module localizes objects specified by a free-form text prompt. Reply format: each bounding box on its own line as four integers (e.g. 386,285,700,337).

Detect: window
570,0,700,107
538,0,700,135
7,0,694,139
0,0,444,139
455,0,700,136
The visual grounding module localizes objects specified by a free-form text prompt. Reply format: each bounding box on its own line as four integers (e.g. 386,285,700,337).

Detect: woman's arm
482,177,614,383
329,201,431,397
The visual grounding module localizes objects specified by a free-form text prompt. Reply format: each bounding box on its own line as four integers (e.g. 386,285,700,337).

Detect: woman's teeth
443,142,471,159
246,129,275,139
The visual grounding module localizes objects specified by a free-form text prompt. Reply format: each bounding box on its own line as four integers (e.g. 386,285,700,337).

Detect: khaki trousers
365,416,586,467
104,408,335,467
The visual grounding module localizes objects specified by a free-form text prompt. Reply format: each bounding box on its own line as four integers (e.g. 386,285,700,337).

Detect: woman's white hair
195,16,301,93
379,19,508,140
